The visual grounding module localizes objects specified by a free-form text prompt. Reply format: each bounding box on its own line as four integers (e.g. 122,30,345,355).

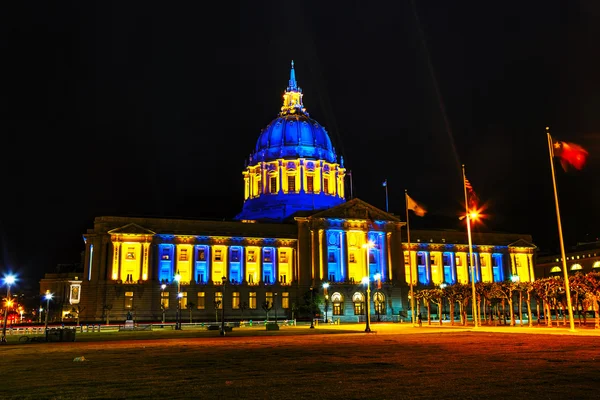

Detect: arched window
352,292,364,315
570,264,583,271
373,291,385,316
331,292,344,316
550,266,561,273
593,261,600,269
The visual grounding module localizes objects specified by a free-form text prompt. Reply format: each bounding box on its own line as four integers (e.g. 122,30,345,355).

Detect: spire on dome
288,60,297,91
281,60,306,116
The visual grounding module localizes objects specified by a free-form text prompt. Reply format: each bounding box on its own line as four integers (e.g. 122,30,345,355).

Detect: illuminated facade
71,62,538,323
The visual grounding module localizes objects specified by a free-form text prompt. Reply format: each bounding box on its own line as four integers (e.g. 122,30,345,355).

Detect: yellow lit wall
404,250,418,285
211,245,228,283
514,253,532,281
246,246,260,284
278,247,293,283
480,253,492,282
120,242,142,282
430,252,443,285
346,231,364,283
456,253,469,283
176,244,193,283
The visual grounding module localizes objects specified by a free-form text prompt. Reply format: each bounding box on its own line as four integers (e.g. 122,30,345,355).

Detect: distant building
65,62,537,323
535,241,600,278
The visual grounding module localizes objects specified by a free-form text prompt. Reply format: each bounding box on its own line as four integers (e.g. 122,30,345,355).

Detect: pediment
108,223,156,235
508,239,537,249
309,198,401,222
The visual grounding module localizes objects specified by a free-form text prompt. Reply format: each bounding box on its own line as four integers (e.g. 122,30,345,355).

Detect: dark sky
2,1,600,286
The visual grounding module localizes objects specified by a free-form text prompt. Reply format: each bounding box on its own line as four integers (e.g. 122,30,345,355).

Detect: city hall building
56,62,537,323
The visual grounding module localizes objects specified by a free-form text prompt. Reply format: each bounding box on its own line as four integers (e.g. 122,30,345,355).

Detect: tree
443,284,461,326
585,272,600,328
186,302,195,323
262,300,273,321
239,301,248,320
214,300,222,323
103,304,112,325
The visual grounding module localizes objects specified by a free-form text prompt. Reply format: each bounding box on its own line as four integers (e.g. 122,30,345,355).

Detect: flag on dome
382,179,387,187
552,138,588,171
406,194,427,216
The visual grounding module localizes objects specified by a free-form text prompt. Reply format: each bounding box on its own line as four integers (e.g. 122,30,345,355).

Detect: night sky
2,1,600,287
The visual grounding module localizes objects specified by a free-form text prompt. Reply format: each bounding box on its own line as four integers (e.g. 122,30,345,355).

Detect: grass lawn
0,324,598,399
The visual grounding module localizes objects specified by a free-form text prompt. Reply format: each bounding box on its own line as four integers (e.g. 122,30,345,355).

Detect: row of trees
413,272,600,328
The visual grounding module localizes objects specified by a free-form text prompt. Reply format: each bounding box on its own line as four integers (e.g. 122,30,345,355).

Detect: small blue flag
382,179,387,187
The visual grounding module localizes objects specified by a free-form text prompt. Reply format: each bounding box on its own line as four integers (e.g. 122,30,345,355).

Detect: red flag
553,140,588,171
464,177,478,209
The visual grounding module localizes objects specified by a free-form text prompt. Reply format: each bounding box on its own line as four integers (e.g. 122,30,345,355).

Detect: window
181,292,188,309
231,249,240,262
197,292,205,309
328,252,336,262
125,292,133,309
282,292,289,309
197,249,206,261
248,250,256,262
349,252,356,263
404,254,410,265
480,256,487,267
279,252,288,263
126,248,135,260
257,179,262,195
161,291,169,309
162,249,170,260
287,175,296,192
323,177,329,194
179,249,188,261
306,175,314,192
264,249,272,263
215,292,223,309
232,292,240,309
249,292,257,309
369,253,376,264
456,257,461,266
248,274,254,284
215,249,222,261
270,176,277,193
266,292,273,307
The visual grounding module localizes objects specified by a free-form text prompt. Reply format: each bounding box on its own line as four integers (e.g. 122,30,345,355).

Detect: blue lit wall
417,251,430,285
326,230,343,282
194,245,210,284
492,253,504,282
229,246,244,283
237,192,345,221
158,244,174,282
262,247,276,283
442,251,456,284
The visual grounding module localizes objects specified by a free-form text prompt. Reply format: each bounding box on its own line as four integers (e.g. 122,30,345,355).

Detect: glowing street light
1,274,16,343
44,291,53,333
174,273,182,330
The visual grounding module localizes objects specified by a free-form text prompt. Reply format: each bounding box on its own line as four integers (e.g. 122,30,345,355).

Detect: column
299,159,305,193
142,242,150,281
278,159,284,194
386,232,393,281
340,231,347,281
318,229,324,281
111,241,121,281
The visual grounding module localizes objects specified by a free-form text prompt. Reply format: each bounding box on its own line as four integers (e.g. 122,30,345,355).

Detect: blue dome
251,114,337,163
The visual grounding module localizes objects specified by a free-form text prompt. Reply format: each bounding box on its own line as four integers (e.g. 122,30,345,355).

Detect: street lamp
174,273,181,330
309,287,315,328
274,292,278,325
1,274,16,343
361,276,372,333
38,307,43,324
220,276,227,336
322,282,329,324
160,284,167,324
44,292,53,332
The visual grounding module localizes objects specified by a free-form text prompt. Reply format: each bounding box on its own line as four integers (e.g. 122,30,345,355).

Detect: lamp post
309,287,315,328
174,273,181,330
44,292,53,332
1,275,16,343
362,276,371,333
362,241,374,332
160,284,167,324
38,307,43,324
220,276,227,336
274,292,278,325
322,282,329,324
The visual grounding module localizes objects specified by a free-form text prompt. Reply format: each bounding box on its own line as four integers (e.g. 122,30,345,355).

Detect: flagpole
462,165,478,328
546,128,576,332
385,179,389,212
405,189,415,326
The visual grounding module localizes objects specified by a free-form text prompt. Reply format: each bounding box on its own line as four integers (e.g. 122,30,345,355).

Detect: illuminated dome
236,61,346,222
250,61,336,164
